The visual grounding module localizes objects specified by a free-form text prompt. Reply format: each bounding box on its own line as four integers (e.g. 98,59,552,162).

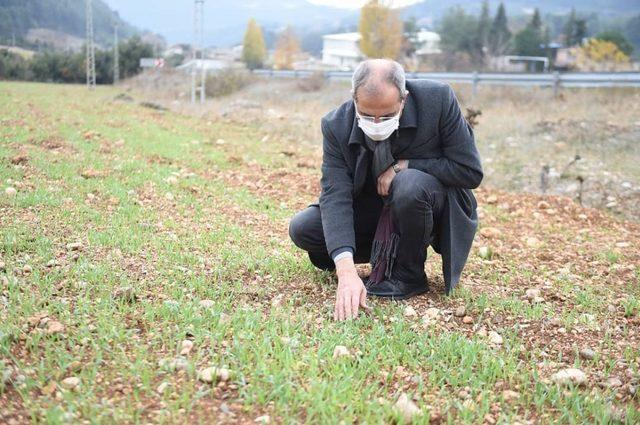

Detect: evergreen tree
476,0,491,59
489,2,511,56
242,19,267,70
564,8,587,47
514,9,545,57
359,0,403,59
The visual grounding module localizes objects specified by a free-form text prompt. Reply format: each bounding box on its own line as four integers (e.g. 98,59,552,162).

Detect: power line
86,0,96,90
191,0,205,104
114,23,120,84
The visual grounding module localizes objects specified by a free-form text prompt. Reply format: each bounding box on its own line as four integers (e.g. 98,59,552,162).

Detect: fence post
472,71,479,101
553,71,560,98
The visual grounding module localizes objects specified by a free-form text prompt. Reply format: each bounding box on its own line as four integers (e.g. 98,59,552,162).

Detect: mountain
0,0,140,49
103,0,640,48
103,0,352,47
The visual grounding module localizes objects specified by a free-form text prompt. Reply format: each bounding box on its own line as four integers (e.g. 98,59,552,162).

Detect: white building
414,30,441,56
322,32,363,70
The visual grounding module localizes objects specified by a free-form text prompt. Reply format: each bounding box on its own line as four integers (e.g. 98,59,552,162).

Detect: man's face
354,85,406,124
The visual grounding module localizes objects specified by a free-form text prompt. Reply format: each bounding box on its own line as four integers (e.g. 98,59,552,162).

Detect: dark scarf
363,134,400,285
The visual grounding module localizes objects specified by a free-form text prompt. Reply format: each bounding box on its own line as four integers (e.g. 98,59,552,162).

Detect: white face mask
355,103,402,142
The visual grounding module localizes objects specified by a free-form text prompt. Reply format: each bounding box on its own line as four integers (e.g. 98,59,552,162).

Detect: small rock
5,187,17,197
615,242,630,248
478,246,493,260
112,286,136,303
254,415,271,424
526,237,542,248
158,357,189,372
0,260,5,271
66,242,83,251
480,227,502,238
198,367,230,383
424,307,440,319
525,288,541,300
332,345,350,359
604,377,622,388
166,176,178,185
156,381,170,394
22,264,33,274
180,340,194,356
502,390,520,401
488,331,503,345
462,316,474,324
60,377,80,390
486,195,498,204
393,393,422,423
537,201,550,209
551,368,587,386
579,348,596,360
532,296,545,304
199,299,215,309
403,305,417,317
46,321,65,335
454,306,466,317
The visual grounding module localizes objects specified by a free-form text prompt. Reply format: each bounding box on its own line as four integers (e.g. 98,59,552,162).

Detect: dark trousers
289,169,446,282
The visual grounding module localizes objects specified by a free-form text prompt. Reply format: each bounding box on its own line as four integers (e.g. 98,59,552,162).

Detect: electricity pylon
86,0,96,90
191,0,205,104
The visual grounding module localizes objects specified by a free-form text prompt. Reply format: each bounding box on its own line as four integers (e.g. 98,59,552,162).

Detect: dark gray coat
318,79,483,294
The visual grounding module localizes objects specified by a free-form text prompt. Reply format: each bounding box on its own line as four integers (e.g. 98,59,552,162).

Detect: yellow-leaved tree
576,39,630,71
274,26,301,70
242,18,267,70
358,0,403,59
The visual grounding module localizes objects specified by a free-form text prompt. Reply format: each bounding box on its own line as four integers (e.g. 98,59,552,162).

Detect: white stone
61,377,80,390
5,187,17,197
403,305,417,317
198,367,230,383
488,331,503,345
180,340,194,356
551,368,587,386
332,345,350,359
393,393,422,423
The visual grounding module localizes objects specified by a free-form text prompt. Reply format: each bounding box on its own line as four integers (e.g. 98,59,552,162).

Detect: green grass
1,82,639,424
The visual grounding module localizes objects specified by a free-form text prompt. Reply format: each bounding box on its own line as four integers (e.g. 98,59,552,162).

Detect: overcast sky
309,0,422,8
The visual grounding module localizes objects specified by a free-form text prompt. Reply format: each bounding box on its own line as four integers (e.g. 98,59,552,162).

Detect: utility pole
86,0,96,90
191,0,205,104
113,23,120,84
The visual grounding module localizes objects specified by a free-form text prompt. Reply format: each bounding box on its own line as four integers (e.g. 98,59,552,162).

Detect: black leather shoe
365,278,428,300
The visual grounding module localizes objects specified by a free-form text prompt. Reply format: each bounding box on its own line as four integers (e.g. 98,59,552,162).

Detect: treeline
0,36,153,83
438,1,637,69
0,0,137,46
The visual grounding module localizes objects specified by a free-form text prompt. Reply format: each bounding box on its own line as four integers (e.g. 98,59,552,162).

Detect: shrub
204,69,253,97
296,71,326,93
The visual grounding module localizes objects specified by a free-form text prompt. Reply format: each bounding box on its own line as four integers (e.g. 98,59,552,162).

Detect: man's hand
334,257,368,321
377,159,408,197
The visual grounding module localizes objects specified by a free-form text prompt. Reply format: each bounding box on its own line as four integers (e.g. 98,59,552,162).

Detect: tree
595,30,633,57
118,36,154,79
358,0,403,59
273,26,300,70
576,38,630,71
489,2,511,56
514,9,544,57
564,8,587,47
242,18,267,70
439,7,479,56
476,0,491,59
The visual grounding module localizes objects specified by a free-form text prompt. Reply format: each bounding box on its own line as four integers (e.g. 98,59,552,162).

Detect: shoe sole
368,286,428,300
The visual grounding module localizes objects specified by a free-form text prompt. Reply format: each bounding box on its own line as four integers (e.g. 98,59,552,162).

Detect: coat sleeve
408,85,483,189
319,118,356,256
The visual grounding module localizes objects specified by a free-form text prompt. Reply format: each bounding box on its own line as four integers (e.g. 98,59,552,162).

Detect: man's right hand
334,257,369,321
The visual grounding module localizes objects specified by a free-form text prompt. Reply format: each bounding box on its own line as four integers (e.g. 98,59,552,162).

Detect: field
1,80,640,424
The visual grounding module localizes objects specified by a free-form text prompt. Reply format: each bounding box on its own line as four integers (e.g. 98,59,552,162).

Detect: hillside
0,0,140,49
0,81,639,423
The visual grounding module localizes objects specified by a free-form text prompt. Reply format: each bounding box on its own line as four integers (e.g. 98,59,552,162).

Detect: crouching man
289,59,483,321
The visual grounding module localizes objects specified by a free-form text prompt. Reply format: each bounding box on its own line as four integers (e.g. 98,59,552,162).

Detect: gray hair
351,59,407,102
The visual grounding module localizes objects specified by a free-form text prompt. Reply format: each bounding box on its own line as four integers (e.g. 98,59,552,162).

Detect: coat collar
347,91,417,146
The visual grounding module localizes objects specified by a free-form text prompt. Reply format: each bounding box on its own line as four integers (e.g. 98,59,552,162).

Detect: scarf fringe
370,232,400,284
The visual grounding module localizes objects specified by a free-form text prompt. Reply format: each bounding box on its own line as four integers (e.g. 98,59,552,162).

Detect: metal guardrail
252,69,640,96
